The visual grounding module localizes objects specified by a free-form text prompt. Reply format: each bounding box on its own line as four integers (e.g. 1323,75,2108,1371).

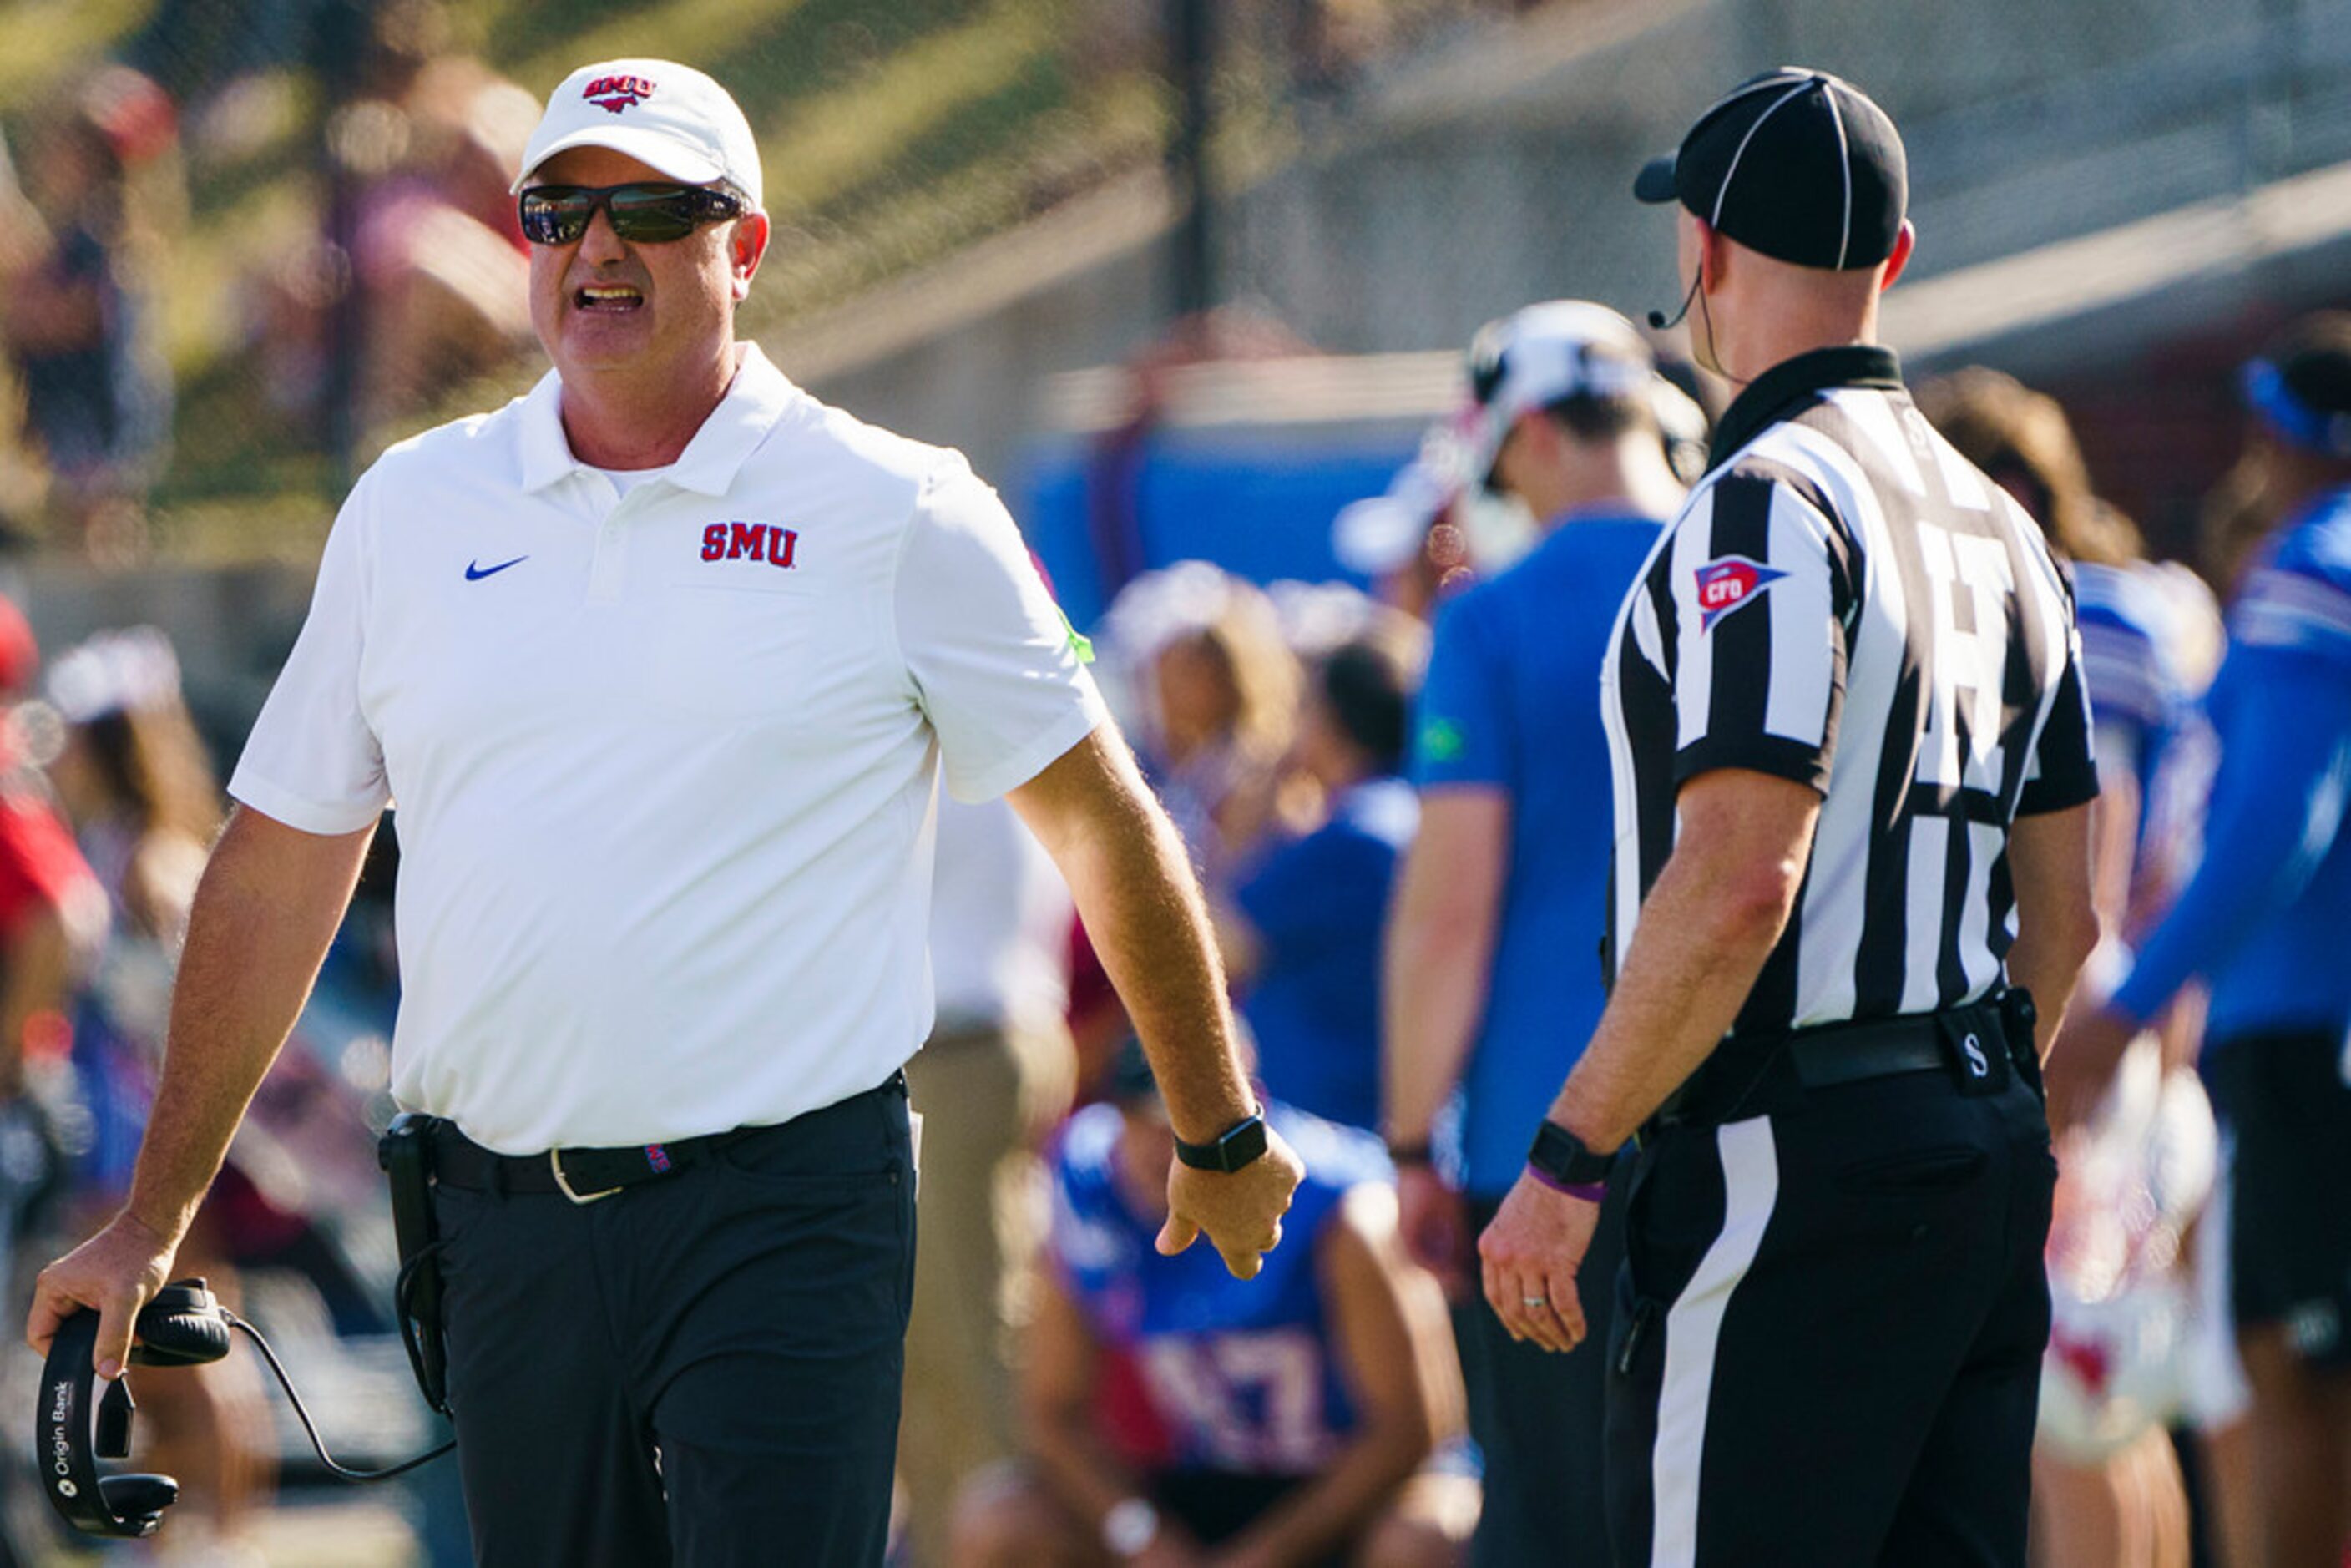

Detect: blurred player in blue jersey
951,1042,1477,1566
1380,301,1690,1566
2055,313,2351,1566
1920,367,2222,1567
1226,626,1424,1133
1922,372,2196,906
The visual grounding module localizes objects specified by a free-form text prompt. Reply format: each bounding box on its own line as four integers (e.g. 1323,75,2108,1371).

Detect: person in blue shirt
1226,626,1423,1132
1381,301,1690,1567
2055,314,2351,1568
950,1042,1477,1566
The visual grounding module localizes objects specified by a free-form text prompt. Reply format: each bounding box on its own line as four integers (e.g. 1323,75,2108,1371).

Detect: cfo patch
1693,555,1787,632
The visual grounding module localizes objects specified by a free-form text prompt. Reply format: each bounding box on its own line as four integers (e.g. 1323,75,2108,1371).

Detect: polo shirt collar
1706,344,1904,471
516,343,803,497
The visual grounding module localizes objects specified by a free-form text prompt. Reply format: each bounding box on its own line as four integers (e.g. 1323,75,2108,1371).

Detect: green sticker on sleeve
1420,717,1464,761
1057,606,1095,665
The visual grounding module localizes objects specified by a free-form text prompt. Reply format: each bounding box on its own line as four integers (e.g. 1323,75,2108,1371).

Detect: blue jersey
1408,511,1663,1196
2113,487,2351,1040
2072,561,2191,845
1047,1101,1390,1476
1235,777,1418,1130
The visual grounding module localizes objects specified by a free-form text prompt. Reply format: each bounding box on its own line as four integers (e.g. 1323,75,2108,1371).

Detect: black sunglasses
517,182,745,246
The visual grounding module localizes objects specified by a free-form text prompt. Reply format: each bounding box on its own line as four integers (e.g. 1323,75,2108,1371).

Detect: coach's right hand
1157,1125,1305,1280
25,1210,181,1381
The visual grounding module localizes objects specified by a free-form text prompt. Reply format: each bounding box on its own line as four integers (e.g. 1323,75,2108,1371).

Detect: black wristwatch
1527,1120,1615,1188
1176,1109,1270,1173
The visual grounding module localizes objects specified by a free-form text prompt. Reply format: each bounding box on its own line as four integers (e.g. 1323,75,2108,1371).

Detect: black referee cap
1634,68,1907,271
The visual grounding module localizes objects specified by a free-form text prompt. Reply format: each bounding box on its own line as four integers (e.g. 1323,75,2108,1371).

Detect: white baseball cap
1462,301,1654,484
513,58,763,210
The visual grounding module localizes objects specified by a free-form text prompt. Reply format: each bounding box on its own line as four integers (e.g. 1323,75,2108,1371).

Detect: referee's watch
1175,1106,1269,1173
1102,1496,1160,1557
1528,1120,1614,1194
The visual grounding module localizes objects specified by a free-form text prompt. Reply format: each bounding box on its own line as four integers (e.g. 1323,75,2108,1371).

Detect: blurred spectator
1155,584,1303,883
2055,312,2351,1566
1382,301,1682,1567
1095,563,1303,889
0,68,179,559
0,596,108,1565
248,0,534,435
45,629,215,1193
897,795,1078,1566
42,626,278,1553
1919,367,2213,1568
1224,624,1423,1131
1073,565,1302,1095
950,1045,1476,1565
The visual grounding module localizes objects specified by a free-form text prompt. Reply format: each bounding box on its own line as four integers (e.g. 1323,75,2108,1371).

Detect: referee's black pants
431,1075,916,1566
1605,1063,2054,1566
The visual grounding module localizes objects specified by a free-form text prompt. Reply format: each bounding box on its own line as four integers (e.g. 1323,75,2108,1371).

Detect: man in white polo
25,58,1302,1565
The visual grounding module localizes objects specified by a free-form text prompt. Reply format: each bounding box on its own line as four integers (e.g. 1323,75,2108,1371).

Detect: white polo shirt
230,346,1107,1153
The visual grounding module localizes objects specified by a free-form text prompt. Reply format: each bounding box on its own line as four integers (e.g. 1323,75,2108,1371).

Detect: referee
1475,69,2102,1563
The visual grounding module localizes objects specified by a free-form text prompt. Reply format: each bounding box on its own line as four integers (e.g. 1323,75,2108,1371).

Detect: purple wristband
1525,1162,1606,1203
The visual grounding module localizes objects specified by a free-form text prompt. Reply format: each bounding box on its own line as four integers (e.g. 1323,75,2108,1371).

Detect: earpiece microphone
1648,269,1702,331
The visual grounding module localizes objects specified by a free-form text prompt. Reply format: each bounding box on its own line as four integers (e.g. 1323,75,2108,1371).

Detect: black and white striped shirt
1599,346,2097,1045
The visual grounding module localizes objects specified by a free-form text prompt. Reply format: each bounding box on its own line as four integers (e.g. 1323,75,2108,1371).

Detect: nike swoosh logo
466,555,528,581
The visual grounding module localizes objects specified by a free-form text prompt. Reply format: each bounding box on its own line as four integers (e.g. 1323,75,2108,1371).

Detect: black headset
38,1277,451,1539
38,1280,228,1536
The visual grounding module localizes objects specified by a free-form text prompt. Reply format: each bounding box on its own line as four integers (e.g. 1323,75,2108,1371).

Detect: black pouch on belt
2000,988,2045,1100
1936,1004,2011,1098
377,1114,451,1414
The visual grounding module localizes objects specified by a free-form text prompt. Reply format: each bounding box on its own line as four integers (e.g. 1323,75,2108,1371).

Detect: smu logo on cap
584,73,656,114
1694,554,1787,631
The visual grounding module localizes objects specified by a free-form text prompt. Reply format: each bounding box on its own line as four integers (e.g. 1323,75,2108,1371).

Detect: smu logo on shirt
1694,554,1787,632
584,74,655,114
700,522,799,569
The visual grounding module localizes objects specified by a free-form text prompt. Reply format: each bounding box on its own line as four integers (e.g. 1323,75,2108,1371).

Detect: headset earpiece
97,1473,178,1523
129,1281,232,1368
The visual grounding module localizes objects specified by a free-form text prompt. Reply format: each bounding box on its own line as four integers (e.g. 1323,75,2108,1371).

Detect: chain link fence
0,0,1539,562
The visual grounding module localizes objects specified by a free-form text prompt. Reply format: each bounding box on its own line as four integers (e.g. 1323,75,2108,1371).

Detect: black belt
422,1070,908,1204
426,1120,758,1202
1784,1017,1949,1089
1655,993,2032,1130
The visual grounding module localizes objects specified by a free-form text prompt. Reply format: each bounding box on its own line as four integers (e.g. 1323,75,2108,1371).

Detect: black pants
1605,1069,2054,1567
2207,1027,2351,1364
1460,1174,1626,1567
432,1076,916,1566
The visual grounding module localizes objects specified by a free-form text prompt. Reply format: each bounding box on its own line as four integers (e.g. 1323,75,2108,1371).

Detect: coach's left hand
1159,1125,1307,1280
1479,1173,1598,1353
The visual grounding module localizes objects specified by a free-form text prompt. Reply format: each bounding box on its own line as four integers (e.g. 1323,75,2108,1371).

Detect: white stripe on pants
1649,1116,1781,1568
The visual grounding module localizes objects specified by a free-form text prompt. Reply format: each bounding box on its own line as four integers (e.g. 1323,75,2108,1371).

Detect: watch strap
1176,1108,1269,1173
1528,1119,1615,1188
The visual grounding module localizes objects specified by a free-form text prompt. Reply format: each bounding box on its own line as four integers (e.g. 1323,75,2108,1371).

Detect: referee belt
1655,992,2034,1130
422,1070,908,1205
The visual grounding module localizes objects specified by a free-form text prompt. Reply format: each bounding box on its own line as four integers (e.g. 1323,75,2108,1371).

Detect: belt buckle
549,1150,622,1205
